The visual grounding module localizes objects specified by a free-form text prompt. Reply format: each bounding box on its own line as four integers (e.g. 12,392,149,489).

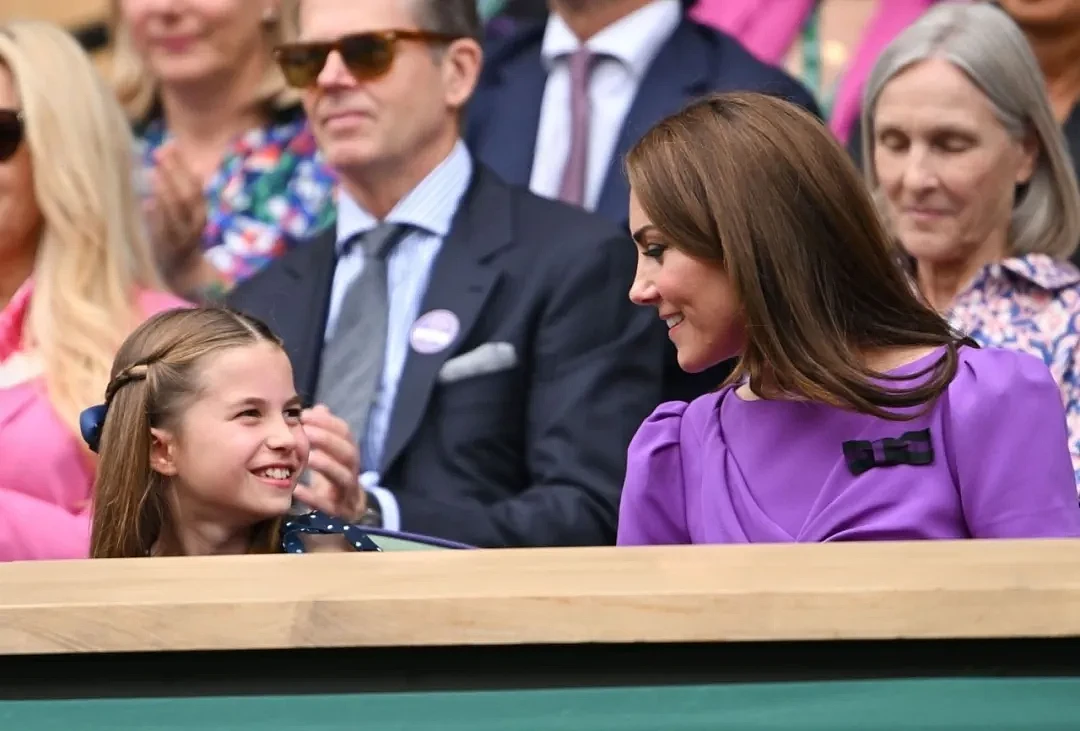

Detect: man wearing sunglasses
228,0,665,548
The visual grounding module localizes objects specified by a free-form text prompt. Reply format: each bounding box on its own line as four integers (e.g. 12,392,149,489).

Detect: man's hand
294,404,365,521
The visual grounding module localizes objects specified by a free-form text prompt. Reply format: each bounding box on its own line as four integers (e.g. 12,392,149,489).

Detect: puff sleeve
948,348,1080,538
617,402,693,546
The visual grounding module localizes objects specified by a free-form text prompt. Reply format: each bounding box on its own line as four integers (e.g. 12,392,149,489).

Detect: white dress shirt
328,140,474,531
529,0,682,211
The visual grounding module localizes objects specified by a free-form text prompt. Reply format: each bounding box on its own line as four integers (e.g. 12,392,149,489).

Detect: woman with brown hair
617,91,1080,546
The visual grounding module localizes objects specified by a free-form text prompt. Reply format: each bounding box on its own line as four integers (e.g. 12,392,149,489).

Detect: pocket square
438,342,518,384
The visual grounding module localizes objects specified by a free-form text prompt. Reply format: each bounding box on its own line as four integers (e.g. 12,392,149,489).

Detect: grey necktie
315,223,408,445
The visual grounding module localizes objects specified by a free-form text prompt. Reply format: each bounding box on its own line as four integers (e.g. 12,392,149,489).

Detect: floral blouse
947,254,1080,491
136,104,338,294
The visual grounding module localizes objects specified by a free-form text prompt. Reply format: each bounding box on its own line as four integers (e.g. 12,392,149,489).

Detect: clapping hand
145,142,207,277
293,404,365,522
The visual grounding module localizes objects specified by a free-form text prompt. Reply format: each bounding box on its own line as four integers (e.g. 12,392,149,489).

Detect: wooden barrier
3,540,1080,729
2,538,1080,656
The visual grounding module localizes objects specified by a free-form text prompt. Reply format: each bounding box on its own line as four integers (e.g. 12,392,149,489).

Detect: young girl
83,306,465,557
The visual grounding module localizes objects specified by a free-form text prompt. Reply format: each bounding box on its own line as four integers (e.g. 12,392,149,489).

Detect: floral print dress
946,254,1080,493
136,103,338,296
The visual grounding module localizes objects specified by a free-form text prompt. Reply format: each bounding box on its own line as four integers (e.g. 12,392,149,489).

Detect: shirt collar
335,139,474,254
995,254,1080,291
540,0,682,78
0,278,33,362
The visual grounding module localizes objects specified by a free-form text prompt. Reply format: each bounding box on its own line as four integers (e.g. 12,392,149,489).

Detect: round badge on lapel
409,309,460,354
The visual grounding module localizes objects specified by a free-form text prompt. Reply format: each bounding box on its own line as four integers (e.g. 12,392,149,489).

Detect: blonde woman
0,21,188,562
111,0,336,301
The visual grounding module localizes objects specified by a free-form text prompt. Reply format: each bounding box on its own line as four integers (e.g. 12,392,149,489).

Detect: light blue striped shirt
327,140,474,530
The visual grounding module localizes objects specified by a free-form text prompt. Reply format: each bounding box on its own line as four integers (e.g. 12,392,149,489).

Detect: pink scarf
690,0,943,143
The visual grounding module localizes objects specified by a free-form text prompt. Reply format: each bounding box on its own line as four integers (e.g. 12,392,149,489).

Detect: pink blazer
689,0,942,143
0,286,188,562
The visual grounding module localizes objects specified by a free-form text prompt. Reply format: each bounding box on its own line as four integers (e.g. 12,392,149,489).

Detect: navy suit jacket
465,19,819,402
227,166,666,548
465,17,820,227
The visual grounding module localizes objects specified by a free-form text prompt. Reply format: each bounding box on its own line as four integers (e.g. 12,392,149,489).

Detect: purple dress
617,346,1080,544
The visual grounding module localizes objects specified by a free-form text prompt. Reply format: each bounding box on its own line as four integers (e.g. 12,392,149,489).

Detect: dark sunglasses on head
0,109,23,162
273,29,463,89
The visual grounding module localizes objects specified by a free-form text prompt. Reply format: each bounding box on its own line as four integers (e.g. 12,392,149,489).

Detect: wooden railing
1,539,1079,656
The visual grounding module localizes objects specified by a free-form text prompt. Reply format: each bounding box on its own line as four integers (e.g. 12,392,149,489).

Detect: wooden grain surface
1,540,1079,655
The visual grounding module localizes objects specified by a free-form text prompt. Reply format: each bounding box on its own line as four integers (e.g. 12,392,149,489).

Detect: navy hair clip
79,403,109,453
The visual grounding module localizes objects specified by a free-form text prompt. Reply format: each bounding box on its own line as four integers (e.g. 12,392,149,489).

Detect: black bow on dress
842,428,934,476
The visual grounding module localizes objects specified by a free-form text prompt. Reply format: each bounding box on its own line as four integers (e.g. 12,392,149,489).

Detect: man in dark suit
465,0,819,401
227,0,665,547
465,0,819,227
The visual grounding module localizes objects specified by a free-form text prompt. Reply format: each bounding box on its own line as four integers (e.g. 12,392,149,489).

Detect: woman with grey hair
862,1,1080,490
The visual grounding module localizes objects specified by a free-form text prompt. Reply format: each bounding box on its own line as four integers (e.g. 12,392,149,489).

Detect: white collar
539,0,682,79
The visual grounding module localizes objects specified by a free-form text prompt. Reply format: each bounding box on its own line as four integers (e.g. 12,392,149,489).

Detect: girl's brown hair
625,91,974,419
90,306,287,559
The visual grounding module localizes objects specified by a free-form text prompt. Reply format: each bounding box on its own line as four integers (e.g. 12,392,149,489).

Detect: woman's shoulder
943,345,1062,429
951,344,1059,397
620,392,733,547
639,390,729,433
217,106,336,225
628,401,690,459
135,289,193,319
262,103,321,158
629,388,735,457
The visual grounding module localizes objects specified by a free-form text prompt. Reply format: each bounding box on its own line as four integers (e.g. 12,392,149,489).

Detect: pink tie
557,47,594,207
